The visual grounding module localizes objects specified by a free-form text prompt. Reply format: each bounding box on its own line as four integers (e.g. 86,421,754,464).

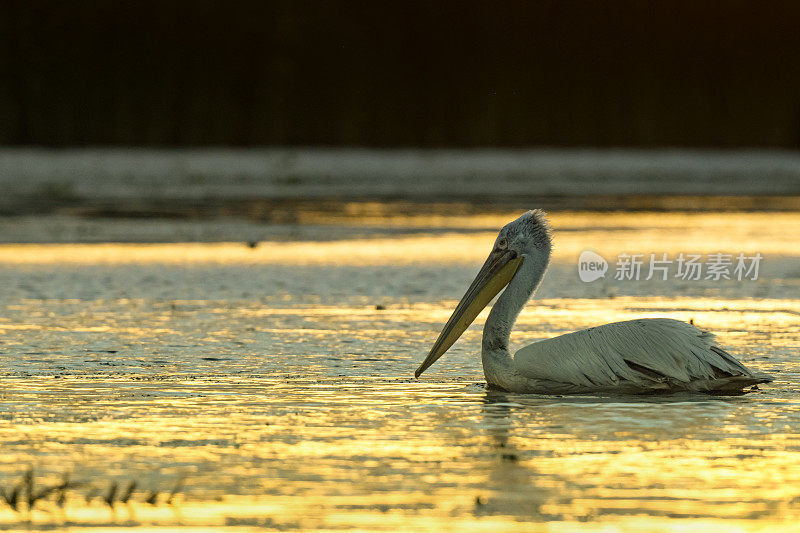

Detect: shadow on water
473,385,778,449
481,388,760,406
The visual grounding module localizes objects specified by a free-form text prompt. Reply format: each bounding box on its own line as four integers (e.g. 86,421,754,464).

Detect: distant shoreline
2,148,800,220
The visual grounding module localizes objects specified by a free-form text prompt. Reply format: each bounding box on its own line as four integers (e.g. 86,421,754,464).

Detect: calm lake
1,211,799,531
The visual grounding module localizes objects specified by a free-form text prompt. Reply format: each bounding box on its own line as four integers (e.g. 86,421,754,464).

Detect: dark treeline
1,1,799,148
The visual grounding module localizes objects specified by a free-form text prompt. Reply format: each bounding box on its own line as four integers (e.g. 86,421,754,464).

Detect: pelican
414,210,773,394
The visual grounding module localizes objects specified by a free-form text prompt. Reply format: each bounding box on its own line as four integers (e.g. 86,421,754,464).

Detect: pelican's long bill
414,249,524,378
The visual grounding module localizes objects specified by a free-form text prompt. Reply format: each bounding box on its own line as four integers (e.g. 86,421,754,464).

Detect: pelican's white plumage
415,210,772,394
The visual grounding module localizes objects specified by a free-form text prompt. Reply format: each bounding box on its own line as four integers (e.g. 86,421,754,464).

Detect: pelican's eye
497,238,507,249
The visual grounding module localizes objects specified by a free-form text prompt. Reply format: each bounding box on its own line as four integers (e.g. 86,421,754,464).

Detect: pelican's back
513,318,772,393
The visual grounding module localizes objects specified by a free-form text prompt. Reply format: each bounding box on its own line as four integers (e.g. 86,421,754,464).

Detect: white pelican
415,210,773,394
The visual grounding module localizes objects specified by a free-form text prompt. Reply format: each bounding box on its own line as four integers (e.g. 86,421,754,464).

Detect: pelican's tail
751,371,775,383
692,370,774,394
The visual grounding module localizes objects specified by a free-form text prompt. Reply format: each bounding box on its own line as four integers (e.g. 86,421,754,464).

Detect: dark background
2,0,800,148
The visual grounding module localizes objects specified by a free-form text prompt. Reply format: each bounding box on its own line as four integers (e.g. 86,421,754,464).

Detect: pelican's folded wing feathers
513,318,771,392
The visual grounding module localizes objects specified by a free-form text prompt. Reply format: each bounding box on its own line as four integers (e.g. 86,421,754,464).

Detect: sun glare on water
1,211,799,531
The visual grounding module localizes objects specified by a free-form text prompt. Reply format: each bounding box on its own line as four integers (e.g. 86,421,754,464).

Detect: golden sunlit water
1,211,799,531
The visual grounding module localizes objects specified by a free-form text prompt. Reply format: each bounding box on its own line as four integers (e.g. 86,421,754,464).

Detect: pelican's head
414,210,552,377
491,209,552,259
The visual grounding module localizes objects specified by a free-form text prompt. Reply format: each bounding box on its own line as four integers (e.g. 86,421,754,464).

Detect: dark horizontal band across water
4,195,800,219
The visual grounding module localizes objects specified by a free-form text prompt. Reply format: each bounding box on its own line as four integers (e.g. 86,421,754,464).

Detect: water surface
1,212,799,531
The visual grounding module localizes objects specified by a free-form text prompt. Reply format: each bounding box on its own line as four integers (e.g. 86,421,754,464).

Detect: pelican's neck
482,249,549,379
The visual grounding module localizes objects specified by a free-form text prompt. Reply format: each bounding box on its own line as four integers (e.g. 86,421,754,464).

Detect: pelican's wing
513,318,770,392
